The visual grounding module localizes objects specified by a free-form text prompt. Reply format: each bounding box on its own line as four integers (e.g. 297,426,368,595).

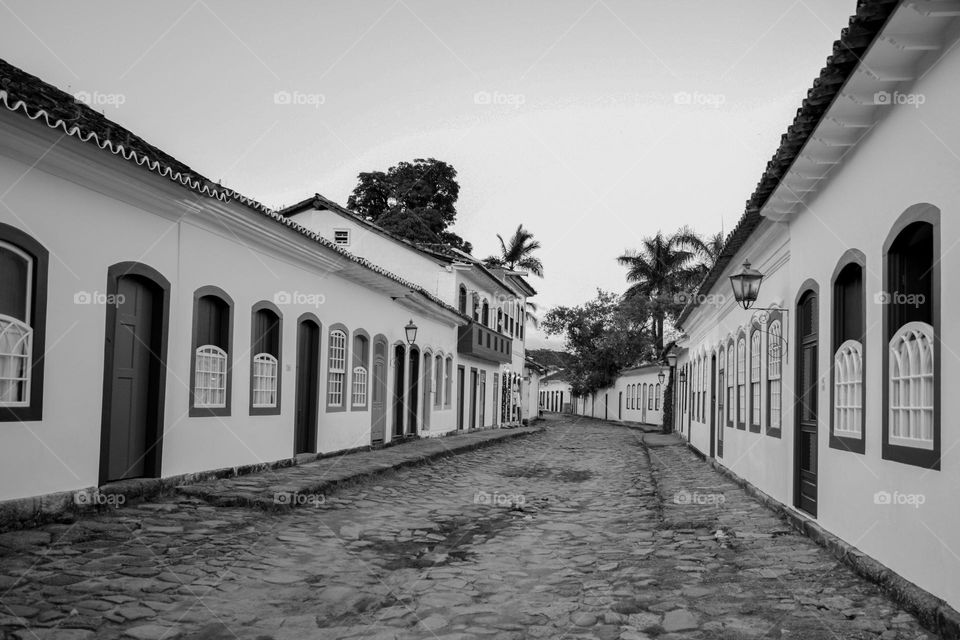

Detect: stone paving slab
177,426,542,509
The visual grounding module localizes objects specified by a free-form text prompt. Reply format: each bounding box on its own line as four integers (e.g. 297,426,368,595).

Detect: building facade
671,0,960,611
572,364,668,427
0,58,536,508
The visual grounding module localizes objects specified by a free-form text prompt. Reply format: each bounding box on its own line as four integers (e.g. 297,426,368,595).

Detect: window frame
249,301,283,415
444,356,453,408
829,251,866,453
189,286,234,417
326,324,349,412
736,331,746,430
0,225,48,422
765,311,783,438
726,337,735,428
749,323,762,433
333,228,351,246
881,206,940,469
351,329,370,411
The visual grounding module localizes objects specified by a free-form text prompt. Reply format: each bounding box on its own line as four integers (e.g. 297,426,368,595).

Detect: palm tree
484,225,544,277
617,228,707,354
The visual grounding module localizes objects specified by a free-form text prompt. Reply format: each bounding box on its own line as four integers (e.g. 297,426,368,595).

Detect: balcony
457,321,512,364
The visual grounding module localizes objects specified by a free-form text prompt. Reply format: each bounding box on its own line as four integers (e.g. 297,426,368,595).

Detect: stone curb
688,441,960,640
176,426,545,510
637,432,721,531
0,426,543,532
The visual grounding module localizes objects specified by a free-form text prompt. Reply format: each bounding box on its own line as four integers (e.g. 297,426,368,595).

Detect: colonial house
671,0,960,612
0,57,536,510
539,369,572,413
572,364,668,427
280,194,537,430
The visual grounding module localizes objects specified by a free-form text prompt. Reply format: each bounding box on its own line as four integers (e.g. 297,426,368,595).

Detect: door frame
794,283,820,516
294,314,321,454
370,335,388,444
98,262,171,486
457,365,466,430
709,354,717,458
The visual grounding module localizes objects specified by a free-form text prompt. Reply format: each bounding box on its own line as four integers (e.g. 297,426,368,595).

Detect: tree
347,158,472,252
617,227,707,355
542,290,654,396
483,225,544,277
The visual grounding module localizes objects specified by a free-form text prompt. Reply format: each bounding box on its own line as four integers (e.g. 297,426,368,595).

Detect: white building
571,364,668,427
0,57,534,511
670,0,960,612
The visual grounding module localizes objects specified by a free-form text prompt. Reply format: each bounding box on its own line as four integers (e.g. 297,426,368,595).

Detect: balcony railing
457,320,512,364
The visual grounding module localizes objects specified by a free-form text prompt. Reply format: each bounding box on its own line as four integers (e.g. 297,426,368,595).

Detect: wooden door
795,291,819,516
294,319,319,454
105,276,160,481
457,366,465,430
370,339,387,444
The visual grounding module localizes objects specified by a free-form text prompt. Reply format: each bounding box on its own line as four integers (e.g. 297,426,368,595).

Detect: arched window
726,339,735,427
497,308,503,332
434,354,443,408
352,332,369,409
767,317,783,436
648,382,654,410
717,347,725,427
655,383,661,410
883,209,938,469
750,327,761,432
444,356,453,407
458,285,467,314
0,227,48,421
250,303,281,413
472,293,480,321
191,288,233,415
327,327,348,409
481,300,489,326
736,334,746,429
831,256,865,451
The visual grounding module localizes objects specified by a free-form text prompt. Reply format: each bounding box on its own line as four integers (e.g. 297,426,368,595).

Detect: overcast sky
0,0,855,348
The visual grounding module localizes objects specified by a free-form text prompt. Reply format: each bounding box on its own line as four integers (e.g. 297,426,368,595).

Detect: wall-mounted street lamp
404,319,418,345
658,369,666,385
678,369,686,383
728,261,765,310
728,260,789,353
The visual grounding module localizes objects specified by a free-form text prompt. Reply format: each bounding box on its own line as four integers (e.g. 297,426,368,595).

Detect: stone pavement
176,425,542,509
0,416,937,639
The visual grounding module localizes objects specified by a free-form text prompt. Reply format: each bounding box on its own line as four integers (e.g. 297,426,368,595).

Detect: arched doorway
99,263,170,484
294,315,320,454
795,287,819,516
408,347,420,435
393,344,405,437
370,336,388,445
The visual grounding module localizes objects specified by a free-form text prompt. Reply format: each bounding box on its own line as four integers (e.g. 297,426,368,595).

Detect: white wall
0,117,461,502
676,36,960,610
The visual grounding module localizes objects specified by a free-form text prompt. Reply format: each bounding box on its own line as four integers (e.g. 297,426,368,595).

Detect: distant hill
528,348,574,370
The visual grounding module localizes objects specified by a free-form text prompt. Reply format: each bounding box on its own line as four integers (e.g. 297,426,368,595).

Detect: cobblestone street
0,417,936,639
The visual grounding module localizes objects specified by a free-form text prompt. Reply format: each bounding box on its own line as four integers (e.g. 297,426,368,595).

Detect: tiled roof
0,57,463,320
676,0,899,327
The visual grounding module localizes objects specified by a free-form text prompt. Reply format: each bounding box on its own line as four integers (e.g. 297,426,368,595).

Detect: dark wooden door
795,291,819,516
469,369,478,429
457,366,465,430
393,346,405,437
105,277,158,481
710,355,717,458
408,349,420,435
294,320,319,455
371,340,387,444
717,368,724,458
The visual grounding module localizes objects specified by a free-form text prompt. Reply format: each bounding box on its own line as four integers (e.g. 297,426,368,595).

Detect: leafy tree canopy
347,158,471,253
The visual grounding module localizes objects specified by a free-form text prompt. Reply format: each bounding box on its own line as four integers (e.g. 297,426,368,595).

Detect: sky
0,0,856,349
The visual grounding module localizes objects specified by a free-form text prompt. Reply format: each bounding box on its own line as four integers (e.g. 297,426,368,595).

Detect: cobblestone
0,417,938,639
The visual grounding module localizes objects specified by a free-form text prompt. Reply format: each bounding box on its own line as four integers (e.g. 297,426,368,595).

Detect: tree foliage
542,290,654,396
483,225,544,277
347,158,472,253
